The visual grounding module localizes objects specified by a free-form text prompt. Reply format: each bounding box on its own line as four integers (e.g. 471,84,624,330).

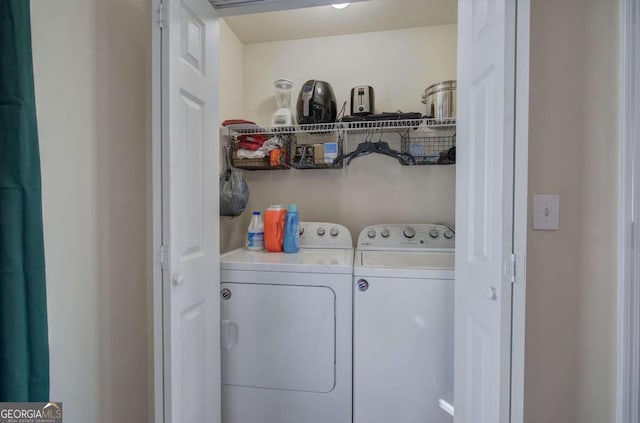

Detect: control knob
381,228,390,238
317,227,326,236
367,230,376,239
429,229,440,239
330,227,339,237
403,227,416,239
444,229,454,239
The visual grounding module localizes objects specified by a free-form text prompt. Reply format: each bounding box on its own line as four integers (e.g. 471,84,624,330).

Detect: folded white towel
237,149,266,159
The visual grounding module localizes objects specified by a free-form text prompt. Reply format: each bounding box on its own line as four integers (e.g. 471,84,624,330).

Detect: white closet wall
220,20,249,253
220,24,457,252
243,25,457,126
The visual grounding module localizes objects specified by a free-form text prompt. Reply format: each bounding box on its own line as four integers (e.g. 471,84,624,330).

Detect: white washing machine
353,223,455,423
220,222,353,423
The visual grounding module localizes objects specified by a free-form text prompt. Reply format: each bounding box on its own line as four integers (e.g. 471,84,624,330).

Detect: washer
220,222,353,423
353,223,455,423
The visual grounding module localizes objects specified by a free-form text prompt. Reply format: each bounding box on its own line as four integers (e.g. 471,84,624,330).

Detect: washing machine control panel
298,222,353,249
357,224,455,251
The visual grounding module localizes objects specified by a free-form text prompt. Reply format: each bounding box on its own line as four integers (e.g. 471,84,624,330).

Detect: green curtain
0,0,49,401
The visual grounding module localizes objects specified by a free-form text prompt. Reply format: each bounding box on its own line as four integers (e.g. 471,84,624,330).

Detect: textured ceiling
223,0,457,44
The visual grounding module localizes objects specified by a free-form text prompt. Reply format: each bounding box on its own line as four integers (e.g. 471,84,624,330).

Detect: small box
314,144,324,164
304,145,315,165
324,142,338,164
293,146,305,164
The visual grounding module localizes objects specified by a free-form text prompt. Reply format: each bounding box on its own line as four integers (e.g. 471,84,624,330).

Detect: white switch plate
533,194,560,230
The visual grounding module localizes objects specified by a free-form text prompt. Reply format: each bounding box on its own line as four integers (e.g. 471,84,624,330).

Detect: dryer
220,222,353,423
353,223,455,423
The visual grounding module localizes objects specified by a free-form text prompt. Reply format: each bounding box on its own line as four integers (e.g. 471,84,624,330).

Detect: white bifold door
155,0,221,422
454,0,525,423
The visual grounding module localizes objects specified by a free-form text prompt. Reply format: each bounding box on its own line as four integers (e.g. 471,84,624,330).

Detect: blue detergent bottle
283,204,300,253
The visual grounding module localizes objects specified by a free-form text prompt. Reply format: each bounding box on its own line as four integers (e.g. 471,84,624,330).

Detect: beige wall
219,20,245,118
29,0,620,421
525,0,618,422
31,0,149,421
242,26,457,127
219,20,249,253
221,25,457,251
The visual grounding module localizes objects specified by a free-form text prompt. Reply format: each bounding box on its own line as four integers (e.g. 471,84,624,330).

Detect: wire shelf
223,117,455,136
344,117,455,131
229,122,343,135
400,133,456,165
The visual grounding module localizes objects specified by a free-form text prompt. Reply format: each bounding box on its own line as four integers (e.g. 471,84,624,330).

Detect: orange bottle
264,205,287,252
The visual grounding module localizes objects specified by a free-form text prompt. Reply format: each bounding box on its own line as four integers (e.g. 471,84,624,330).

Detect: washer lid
221,248,354,274
354,250,454,279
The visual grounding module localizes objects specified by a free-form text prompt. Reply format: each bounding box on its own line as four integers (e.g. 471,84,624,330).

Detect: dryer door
221,283,336,393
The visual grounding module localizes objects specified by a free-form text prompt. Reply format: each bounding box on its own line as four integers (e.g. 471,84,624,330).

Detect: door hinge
155,2,168,28
159,245,168,270
511,254,526,284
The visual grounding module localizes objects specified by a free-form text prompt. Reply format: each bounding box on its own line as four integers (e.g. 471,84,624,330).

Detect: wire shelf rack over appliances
223,118,456,136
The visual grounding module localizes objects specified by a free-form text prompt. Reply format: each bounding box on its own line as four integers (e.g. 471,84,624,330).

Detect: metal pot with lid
421,80,456,119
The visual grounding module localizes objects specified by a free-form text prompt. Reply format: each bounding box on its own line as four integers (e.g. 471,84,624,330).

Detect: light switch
533,194,559,230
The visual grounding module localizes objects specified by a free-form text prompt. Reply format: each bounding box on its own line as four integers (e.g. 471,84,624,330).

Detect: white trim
510,0,529,421
160,0,173,419
149,0,530,421
151,0,165,421
209,0,368,16
617,0,640,422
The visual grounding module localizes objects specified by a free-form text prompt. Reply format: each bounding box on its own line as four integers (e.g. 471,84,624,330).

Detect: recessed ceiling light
331,3,350,9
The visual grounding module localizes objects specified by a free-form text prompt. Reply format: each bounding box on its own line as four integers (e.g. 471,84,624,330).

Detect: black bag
220,145,249,217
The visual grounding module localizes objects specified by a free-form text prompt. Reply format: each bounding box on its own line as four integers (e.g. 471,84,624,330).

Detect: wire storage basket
290,136,344,170
400,133,456,165
231,134,291,170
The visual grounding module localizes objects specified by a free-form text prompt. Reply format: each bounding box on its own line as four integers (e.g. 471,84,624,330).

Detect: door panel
162,0,220,422
180,5,206,72
455,0,516,422
177,90,205,258
468,71,493,261
181,303,206,423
